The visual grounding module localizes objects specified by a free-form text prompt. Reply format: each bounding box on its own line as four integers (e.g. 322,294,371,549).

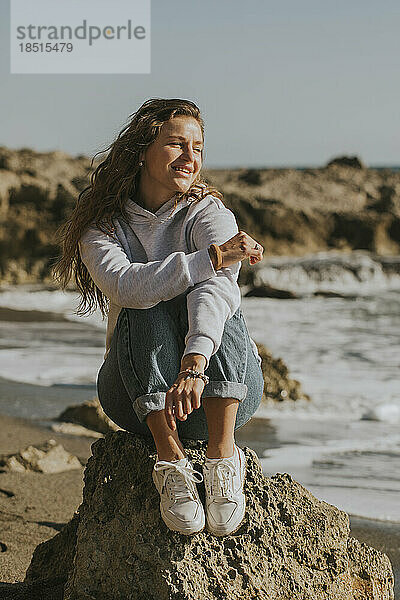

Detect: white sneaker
202,444,246,536
152,456,205,535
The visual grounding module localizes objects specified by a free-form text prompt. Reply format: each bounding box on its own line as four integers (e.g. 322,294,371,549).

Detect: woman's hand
209,231,264,269
165,375,206,430
165,353,207,430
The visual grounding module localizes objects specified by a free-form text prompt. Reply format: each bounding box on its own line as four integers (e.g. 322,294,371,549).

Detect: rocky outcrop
0,147,399,285
24,433,394,599
256,342,310,403
326,155,365,169
57,396,120,435
0,146,94,285
245,284,298,299
247,251,400,296
203,161,400,267
0,439,82,473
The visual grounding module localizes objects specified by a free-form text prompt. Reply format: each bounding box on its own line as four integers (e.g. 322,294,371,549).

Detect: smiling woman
53,97,264,537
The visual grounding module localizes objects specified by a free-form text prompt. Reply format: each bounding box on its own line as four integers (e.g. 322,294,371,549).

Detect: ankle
156,448,186,462
206,441,235,459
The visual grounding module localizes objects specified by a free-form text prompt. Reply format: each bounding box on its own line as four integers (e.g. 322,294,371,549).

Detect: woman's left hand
165,374,205,430
165,353,207,431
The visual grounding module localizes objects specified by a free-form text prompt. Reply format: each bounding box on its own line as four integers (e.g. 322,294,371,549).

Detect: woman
54,98,264,537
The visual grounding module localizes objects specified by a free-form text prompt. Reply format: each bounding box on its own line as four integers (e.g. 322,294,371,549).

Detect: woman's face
141,115,203,196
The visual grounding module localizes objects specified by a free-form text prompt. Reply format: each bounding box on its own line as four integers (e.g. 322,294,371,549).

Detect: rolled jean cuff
132,393,166,424
202,381,248,402
132,381,248,424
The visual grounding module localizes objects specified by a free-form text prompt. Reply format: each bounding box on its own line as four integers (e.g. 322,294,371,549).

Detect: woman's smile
171,165,194,177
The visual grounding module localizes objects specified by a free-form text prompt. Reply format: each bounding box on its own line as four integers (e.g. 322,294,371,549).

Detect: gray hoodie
78,193,244,369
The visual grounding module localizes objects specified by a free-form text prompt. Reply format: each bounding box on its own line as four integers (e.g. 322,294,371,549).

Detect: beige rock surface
0,439,82,474
50,422,104,438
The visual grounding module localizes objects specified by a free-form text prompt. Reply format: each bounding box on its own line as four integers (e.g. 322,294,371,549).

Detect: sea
0,249,399,524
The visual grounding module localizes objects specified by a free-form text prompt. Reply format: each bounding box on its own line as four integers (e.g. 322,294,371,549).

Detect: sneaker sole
160,507,205,536
206,448,247,537
207,498,246,537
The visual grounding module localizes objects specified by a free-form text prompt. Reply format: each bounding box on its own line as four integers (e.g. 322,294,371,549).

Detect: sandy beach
0,413,93,594
0,412,397,598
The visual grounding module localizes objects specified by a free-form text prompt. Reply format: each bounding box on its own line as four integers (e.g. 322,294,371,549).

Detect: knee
123,302,183,349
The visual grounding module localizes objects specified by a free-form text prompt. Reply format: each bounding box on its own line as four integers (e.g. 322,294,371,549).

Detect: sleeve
182,199,242,370
78,225,216,309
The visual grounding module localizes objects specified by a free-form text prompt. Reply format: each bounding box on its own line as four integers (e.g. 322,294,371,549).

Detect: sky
0,0,399,168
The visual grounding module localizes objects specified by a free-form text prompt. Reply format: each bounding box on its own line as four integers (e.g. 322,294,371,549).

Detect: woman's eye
169,143,202,152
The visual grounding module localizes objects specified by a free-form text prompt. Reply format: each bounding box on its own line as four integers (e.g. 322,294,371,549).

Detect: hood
124,194,194,224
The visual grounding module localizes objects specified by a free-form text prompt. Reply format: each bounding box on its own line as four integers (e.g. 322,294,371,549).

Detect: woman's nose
181,144,194,161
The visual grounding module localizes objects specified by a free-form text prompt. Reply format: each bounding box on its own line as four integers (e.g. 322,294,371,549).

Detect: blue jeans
97,291,264,440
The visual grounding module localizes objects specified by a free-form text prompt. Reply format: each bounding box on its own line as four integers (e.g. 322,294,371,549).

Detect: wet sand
0,306,70,323
0,413,397,598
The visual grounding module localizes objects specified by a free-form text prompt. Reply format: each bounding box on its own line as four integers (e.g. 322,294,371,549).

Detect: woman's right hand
211,231,264,269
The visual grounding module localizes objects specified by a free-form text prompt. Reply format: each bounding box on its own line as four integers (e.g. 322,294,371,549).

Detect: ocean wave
0,285,106,330
362,401,400,423
255,251,400,295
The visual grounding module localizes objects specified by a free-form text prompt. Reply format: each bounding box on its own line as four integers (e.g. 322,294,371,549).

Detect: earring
139,160,144,167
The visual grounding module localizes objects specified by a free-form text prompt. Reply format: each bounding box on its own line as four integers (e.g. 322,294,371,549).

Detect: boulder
25,433,394,599
245,284,298,299
0,439,82,473
57,396,119,435
326,155,365,169
256,342,310,403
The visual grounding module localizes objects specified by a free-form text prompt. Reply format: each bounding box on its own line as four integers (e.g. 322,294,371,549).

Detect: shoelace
154,460,203,501
204,460,236,500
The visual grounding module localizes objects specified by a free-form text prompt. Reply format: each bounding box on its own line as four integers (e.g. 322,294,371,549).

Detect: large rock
256,342,310,403
25,432,394,599
57,396,120,435
326,155,365,169
244,284,298,299
0,146,96,284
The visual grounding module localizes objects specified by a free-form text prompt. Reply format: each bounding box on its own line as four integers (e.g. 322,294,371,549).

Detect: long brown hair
52,98,223,318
